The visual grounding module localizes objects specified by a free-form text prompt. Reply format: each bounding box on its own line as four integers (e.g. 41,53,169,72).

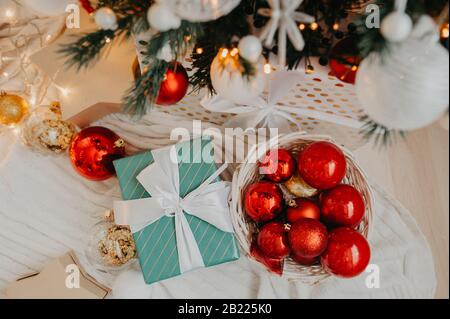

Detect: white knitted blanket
0,112,436,299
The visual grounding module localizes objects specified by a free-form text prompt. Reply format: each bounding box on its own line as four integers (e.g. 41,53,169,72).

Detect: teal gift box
113,138,240,284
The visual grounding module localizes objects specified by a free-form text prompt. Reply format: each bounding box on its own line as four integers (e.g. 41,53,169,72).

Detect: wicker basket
230,132,374,285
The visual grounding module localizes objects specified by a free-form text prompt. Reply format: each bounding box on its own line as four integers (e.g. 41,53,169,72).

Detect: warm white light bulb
5,9,15,18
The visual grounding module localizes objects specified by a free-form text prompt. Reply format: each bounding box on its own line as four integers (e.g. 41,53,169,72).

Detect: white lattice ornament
154,59,366,150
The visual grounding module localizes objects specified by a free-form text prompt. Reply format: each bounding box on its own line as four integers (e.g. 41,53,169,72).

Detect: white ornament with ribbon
202,70,312,132
114,145,234,274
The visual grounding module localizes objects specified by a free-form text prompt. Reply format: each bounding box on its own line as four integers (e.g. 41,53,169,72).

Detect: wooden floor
355,122,449,299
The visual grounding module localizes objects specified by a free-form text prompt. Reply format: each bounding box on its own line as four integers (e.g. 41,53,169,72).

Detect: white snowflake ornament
259,0,314,66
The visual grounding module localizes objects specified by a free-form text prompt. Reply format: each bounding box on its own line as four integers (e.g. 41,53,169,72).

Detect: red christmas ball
79,0,95,14
288,219,329,258
287,198,321,223
259,148,296,183
329,37,362,84
244,182,284,223
257,222,290,259
321,228,371,278
291,253,319,266
156,63,189,106
251,243,283,276
298,141,347,190
320,184,365,228
70,126,126,181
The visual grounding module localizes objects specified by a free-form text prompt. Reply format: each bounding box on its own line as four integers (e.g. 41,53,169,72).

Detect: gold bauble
0,92,29,126
21,102,76,154
284,174,319,198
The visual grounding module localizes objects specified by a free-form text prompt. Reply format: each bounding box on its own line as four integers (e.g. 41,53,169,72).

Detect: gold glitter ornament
21,102,76,154
284,174,319,198
0,91,29,126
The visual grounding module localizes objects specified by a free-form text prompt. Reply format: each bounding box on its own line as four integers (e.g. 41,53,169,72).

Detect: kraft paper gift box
113,137,240,284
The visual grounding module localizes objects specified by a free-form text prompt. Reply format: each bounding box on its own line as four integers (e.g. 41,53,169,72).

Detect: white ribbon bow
114,145,233,274
202,70,306,131
259,0,315,66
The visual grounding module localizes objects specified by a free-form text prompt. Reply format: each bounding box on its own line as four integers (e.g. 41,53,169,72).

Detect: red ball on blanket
70,126,126,181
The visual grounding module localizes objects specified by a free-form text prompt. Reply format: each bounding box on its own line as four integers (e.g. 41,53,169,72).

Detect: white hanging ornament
21,0,73,16
168,0,242,22
356,16,449,131
258,0,314,66
95,7,118,31
381,0,413,42
238,36,263,64
147,2,181,32
210,49,268,105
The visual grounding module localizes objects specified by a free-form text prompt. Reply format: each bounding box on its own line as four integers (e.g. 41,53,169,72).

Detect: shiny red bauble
321,228,371,278
329,37,362,85
288,219,328,258
251,243,283,275
291,253,319,266
259,149,296,183
257,222,290,259
79,0,95,14
287,198,321,223
298,141,347,190
156,63,189,106
320,184,365,228
244,182,284,223
69,126,126,181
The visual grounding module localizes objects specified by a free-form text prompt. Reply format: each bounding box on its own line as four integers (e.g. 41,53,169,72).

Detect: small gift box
113,137,240,284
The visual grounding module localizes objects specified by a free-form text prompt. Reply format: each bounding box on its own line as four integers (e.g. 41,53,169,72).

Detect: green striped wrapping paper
113,138,240,284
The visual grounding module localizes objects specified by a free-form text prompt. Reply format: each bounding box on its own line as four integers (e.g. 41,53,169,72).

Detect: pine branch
360,115,406,147
59,15,136,70
123,21,203,114
139,21,204,62
123,60,169,115
190,2,251,93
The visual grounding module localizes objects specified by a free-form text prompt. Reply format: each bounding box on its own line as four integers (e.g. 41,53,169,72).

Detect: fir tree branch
360,115,406,147
190,2,251,93
123,60,169,115
59,15,136,70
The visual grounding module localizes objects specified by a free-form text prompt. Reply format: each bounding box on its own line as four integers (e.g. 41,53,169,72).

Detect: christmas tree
61,0,449,143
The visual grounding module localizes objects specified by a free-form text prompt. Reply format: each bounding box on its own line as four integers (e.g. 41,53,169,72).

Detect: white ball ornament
356,17,449,131
147,3,181,32
171,0,241,22
238,36,263,64
211,51,268,105
95,7,118,31
381,11,413,42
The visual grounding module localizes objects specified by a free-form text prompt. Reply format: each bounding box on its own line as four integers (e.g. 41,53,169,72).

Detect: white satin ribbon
258,0,314,66
202,70,306,130
114,144,233,274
